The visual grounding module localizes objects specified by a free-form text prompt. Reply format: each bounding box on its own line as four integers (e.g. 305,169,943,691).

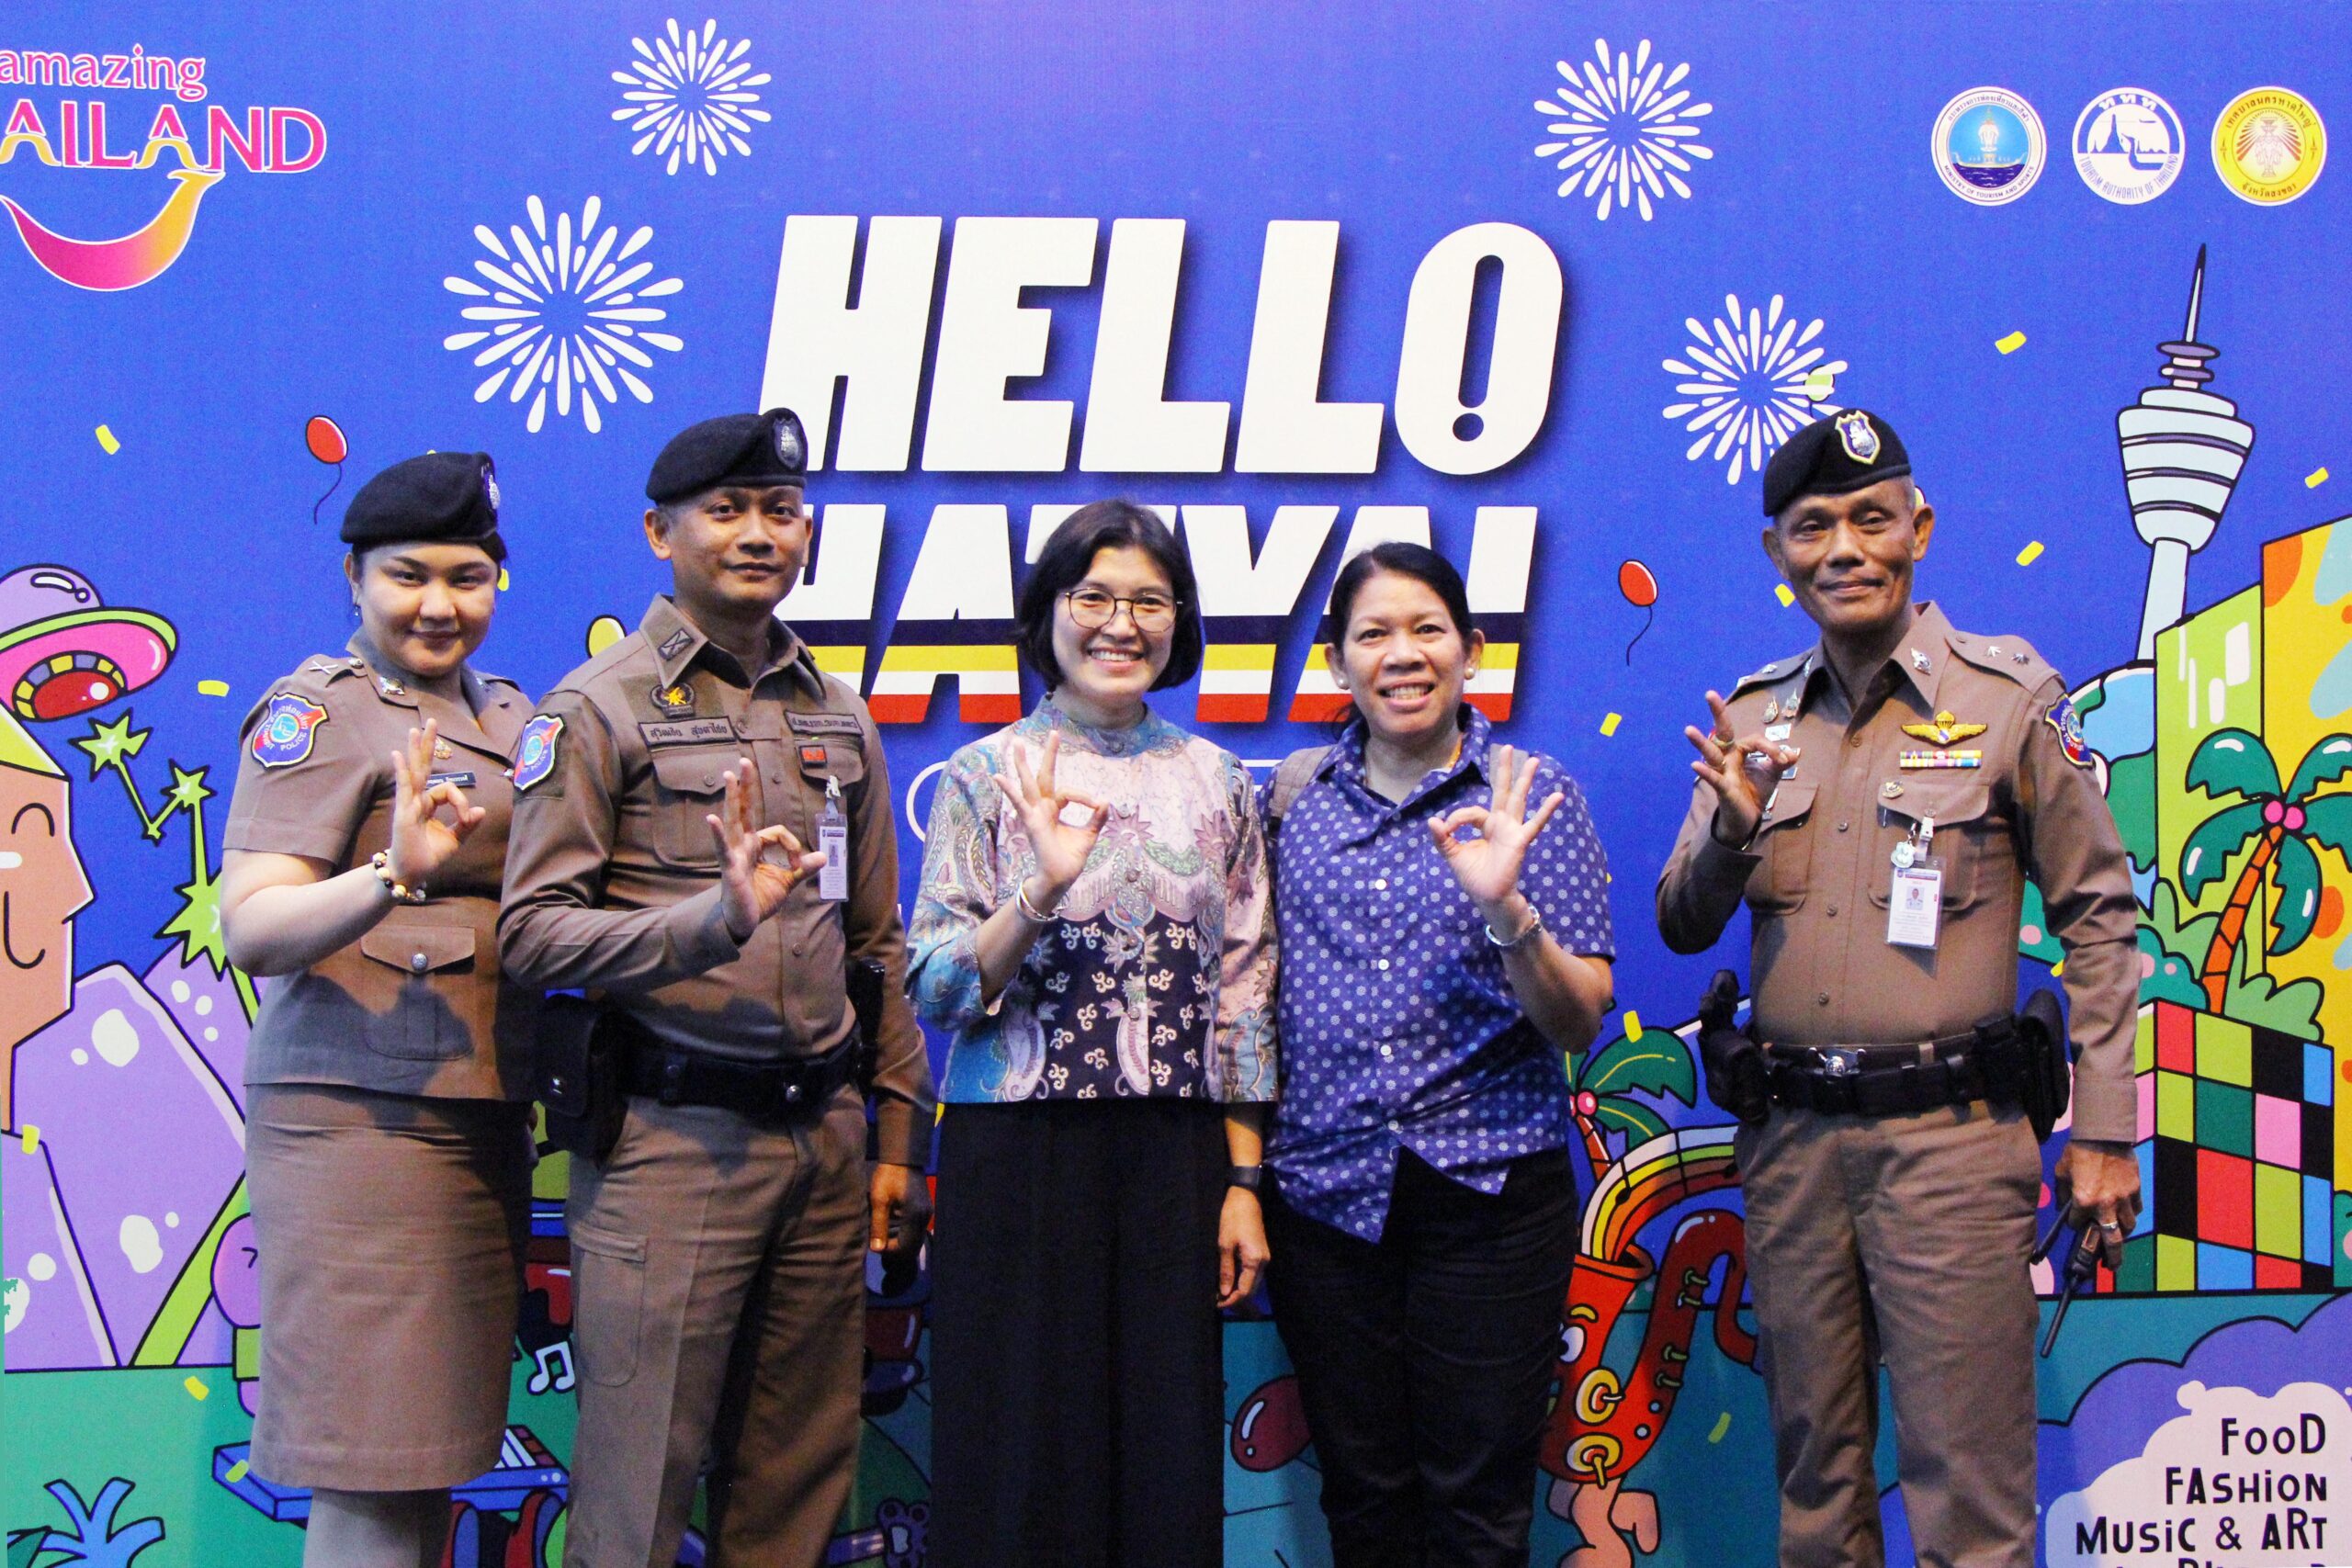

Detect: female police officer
220,452,537,1568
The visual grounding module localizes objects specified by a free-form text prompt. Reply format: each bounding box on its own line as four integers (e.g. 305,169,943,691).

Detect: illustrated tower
2120,246,2256,659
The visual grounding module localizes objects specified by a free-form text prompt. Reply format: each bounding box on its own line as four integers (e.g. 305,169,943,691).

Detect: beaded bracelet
370,851,430,905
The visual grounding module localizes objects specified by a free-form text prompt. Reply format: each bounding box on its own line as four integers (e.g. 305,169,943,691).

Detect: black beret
341,452,506,561
1761,409,1912,517
645,408,808,504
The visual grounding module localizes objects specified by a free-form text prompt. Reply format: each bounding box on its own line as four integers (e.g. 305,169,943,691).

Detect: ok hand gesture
991,730,1108,905
1684,691,1799,847
1426,743,1564,909
386,719,485,890
708,760,826,942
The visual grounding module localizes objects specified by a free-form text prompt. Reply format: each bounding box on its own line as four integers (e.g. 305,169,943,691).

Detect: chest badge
1901,709,1987,748
512,715,563,792
650,681,696,718
1881,780,1905,799
1761,697,1781,723
251,693,329,769
432,737,454,761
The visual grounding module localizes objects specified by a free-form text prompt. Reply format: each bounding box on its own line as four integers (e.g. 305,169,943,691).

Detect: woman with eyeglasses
908,500,1278,1568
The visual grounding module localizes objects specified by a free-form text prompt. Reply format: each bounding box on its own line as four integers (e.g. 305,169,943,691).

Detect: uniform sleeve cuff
667,886,743,972
2070,1077,2140,1145
1693,829,1761,883
873,1098,931,1167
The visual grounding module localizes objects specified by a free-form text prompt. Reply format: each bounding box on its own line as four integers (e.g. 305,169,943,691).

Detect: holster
2016,987,2073,1144
846,956,886,1091
534,994,628,1165
1696,968,1771,1128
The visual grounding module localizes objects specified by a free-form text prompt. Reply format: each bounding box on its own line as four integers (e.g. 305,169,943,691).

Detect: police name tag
1886,860,1943,949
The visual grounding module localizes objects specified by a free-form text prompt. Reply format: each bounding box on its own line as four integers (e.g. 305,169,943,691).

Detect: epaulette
1728,651,1813,696
1945,629,2059,691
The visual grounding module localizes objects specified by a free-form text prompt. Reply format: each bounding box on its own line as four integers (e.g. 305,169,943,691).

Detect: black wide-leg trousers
1266,1146,1577,1568
929,1098,1228,1568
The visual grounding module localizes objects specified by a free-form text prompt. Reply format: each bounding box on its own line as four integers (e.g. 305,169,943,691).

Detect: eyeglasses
1062,587,1181,633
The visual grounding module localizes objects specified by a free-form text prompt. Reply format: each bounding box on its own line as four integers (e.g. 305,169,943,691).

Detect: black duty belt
1765,1019,2026,1118
607,1012,859,1123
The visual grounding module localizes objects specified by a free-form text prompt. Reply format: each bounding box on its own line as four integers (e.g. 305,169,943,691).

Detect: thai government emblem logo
251,693,328,769
512,714,563,791
2211,85,2326,206
1835,410,1880,463
1933,87,2046,205
2073,88,2185,204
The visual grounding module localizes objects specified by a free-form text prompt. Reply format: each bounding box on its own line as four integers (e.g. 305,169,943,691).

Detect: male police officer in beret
500,409,934,1568
1657,411,2142,1567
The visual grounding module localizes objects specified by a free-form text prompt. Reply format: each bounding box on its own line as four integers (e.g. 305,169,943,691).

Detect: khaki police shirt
224,633,536,1101
497,595,933,1166
1657,602,2140,1143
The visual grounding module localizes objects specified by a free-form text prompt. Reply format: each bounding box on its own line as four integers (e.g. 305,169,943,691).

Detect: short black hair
1015,500,1204,692
1329,541,1476,644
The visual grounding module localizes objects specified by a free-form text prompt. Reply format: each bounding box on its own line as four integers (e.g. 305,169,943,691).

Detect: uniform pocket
645,747,735,868
1745,781,1818,914
1869,779,1995,913
568,1220,647,1388
355,924,476,1060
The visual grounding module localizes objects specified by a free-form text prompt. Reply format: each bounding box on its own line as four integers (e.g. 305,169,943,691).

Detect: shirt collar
640,594,819,696
1023,693,1176,758
1801,600,1954,716
345,629,420,706
1329,704,1492,813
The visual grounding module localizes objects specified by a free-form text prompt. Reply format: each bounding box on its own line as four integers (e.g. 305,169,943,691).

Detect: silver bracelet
1485,901,1544,953
1013,879,1059,923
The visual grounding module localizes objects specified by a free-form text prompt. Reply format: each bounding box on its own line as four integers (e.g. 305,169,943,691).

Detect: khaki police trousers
561,1086,869,1568
1734,1099,2041,1568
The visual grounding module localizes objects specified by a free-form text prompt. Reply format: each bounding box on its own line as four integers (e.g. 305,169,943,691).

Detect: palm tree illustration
30,1479,164,1567
2177,728,2352,1011
1563,1024,1698,1179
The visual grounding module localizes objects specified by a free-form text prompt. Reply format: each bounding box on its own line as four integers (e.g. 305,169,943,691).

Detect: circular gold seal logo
2211,85,2326,205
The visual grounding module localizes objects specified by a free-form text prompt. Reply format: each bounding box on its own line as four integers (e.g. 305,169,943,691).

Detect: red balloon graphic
1618,559,1658,608
1229,1375,1313,1472
304,415,347,466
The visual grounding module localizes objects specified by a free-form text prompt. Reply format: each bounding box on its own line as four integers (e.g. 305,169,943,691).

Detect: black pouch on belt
534,994,628,1164
1696,968,1771,1128
2015,987,2073,1144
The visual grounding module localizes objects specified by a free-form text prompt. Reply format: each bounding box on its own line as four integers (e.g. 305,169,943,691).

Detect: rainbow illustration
2,167,221,291
1579,1123,1742,1265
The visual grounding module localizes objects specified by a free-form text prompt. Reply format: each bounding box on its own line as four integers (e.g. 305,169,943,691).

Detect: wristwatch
1227,1164,1265,1195
1485,900,1544,953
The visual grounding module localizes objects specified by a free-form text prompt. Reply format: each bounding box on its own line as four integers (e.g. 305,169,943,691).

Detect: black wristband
1227,1164,1264,1194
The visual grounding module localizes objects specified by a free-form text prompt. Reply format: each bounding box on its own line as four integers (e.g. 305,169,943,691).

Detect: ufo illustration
0,566,176,721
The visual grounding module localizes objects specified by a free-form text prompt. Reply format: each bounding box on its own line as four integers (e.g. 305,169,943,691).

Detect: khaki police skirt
244,1082,532,1491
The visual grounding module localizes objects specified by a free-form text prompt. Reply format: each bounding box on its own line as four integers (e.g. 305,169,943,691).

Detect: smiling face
1,725,93,1124
346,542,499,683
1329,569,1484,750
646,484,811,628
1047,545,1176,726
1763,477,1935,643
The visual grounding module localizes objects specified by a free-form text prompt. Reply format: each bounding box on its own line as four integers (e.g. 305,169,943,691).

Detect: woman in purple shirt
1264,542,1617,1568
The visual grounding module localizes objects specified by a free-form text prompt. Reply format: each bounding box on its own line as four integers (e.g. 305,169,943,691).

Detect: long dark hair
1015,501,1204,691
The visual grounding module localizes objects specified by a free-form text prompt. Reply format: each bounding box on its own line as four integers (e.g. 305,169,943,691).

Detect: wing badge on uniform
250,693,329,768
1900,709,1988,748
2043,695,2092,769
513,715,564,792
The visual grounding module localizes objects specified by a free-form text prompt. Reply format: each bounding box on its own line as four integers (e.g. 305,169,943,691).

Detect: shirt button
1837,820,1850,833
1386,1119,1401,1133
1825,903,1838,917
1849,734,1864,749
1379,1043,1394,1059
1377,958,1391,972
411,953,429,974
1373,878,1388,892
1816,990,1831,1006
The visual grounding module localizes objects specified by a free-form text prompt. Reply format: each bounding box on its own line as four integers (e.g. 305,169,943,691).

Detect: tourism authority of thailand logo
2211,85,2325,206
2074,88,2184,205
1933,86,2045,205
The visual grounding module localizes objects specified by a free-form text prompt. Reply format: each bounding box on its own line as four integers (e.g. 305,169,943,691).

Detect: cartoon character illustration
1,705,94,1119
0,566,175,724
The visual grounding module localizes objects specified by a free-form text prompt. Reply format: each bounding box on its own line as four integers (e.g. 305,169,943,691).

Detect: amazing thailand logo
0,42,326,291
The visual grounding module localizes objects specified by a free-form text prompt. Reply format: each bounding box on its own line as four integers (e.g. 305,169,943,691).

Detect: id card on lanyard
817,775,850,902
1886,815,1940,950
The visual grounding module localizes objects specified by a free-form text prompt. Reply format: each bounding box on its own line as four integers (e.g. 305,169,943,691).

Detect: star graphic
158,863,231,976
75,713,149,774
165,762,212,814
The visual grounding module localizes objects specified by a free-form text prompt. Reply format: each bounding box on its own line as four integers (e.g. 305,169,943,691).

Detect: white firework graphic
441,196,684,435
612,17,770,175
1662,294,1847,484
1533,39,1713,220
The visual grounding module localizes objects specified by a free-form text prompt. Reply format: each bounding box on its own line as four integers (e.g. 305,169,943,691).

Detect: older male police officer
500,409,933,1568
1657,411,2142,1568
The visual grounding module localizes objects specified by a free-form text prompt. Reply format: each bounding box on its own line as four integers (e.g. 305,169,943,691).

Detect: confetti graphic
2017,540,2046,565
196,680,229,697
1774,583,1796,606
1600,711,1623,736
93,424,120,455
611,17,772,176
1663,293,1848,484
2310,467,2331,489
1532,38,1713,220
443,195,685,434
1996,330,2029,355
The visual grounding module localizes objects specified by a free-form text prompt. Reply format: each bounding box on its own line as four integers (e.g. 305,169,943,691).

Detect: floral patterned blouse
908,697,1278,1104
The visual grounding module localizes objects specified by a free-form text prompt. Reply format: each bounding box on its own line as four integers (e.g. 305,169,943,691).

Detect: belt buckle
1817,1048,1861,1078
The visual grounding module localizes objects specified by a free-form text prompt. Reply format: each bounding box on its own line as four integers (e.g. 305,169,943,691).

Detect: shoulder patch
249,693,329,769
2043,694,2093,769
513,714,564,792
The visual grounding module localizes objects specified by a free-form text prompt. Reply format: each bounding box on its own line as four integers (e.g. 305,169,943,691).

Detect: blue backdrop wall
6,4,2349,1563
